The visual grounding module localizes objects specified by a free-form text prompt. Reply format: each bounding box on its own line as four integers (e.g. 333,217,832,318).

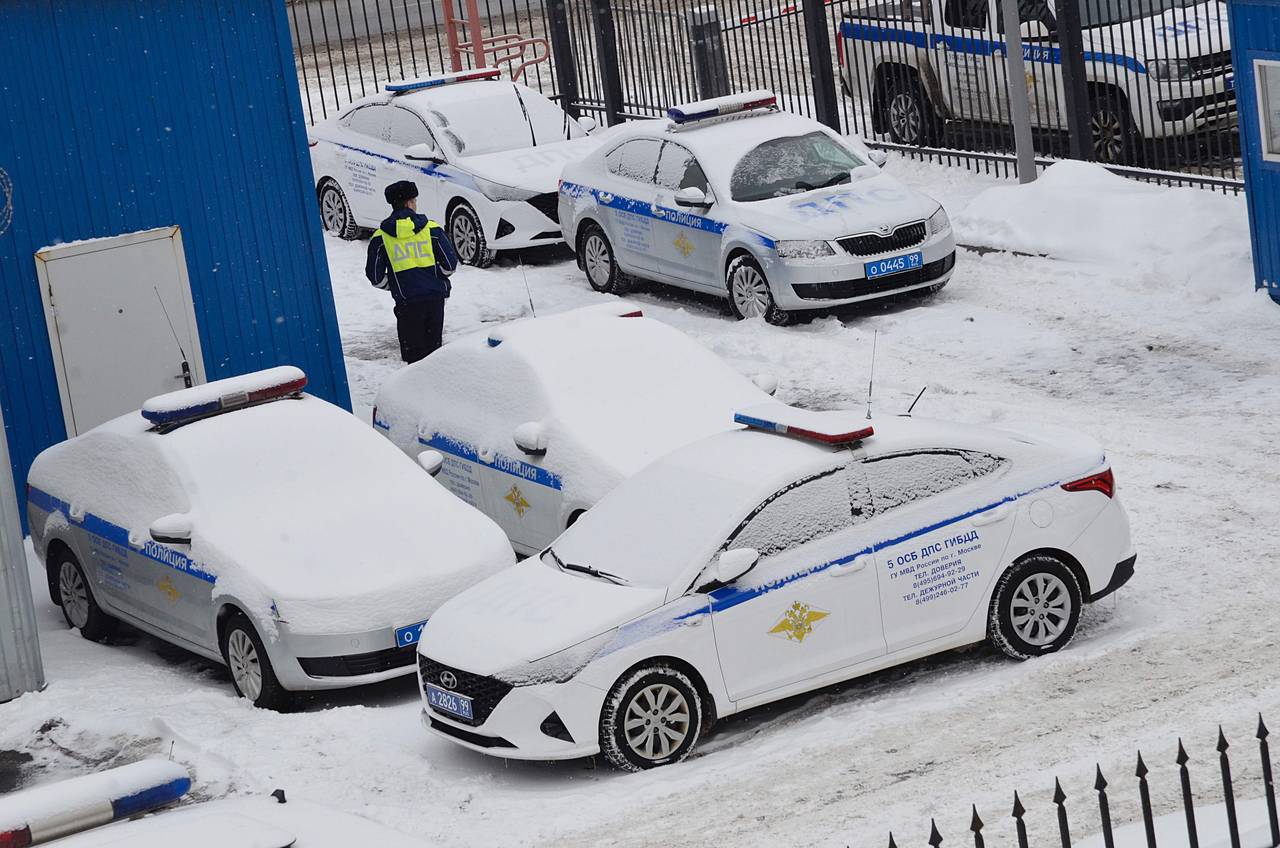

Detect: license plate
426,684,474,721
395,619,428,648
865,251,923,279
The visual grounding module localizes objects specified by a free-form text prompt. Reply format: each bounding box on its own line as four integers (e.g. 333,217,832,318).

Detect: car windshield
1078,0,1202,27
541,463,758,591
730,131,867,201
423,83,586,157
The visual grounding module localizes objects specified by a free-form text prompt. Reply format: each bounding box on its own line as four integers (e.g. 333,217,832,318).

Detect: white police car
308,68,600,266
415,405,1134,769
558,91,956,325
372,303,777,556
27,367,514,709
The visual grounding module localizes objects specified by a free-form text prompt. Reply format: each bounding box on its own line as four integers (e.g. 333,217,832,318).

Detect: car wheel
579,222,631,295
727,254,793,326
54,552,117,642
1089,93,1141,166
318,181,360,240
988,555,1083,660
600,664,703,772
449,203,496,268
884,74,941,147
220,611,291,711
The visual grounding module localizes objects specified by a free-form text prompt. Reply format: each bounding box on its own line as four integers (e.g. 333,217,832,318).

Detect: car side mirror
513,422,548,456
1019,19,1052,40
150,513,193,545
752,374,779,396
715,548,760,585
868,150,890,168
404,142,443,163
417,450,445,477
578,115,598,133
675,186,710,208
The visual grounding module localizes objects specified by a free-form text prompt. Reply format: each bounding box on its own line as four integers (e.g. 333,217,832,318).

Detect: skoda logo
877,224,892,235
439,671,458,690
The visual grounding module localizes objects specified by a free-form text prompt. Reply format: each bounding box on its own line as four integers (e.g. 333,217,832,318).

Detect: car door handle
972,503,1014,527
829,556,869,578
651,205,666,217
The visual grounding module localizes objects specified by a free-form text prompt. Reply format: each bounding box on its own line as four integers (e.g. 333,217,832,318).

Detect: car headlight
926,206,950,236
473,175,539,203
774,239,835,259
1151,59,1193,81
494,629,617,687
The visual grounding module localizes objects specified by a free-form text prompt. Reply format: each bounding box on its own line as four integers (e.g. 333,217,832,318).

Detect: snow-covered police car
416,405,1134,769
27,367,514,709
309,68,600,266
373,303,777,556
558,92,956,325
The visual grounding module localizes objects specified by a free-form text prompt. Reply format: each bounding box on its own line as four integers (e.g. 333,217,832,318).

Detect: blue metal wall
1230,0,1280,305
0,0,352,500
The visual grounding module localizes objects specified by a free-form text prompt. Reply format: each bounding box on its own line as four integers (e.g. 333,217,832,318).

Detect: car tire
883,73,941,147
449,203,496,268
220,611,292,711
318,181,360,241
53,552,117,643
1089,91,1141,166
579,222,631,295
726,254,793,326
600,664,703,772
988,555,1083,660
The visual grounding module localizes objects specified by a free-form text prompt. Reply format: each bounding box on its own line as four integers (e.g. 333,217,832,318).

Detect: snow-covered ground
4,158,1279,848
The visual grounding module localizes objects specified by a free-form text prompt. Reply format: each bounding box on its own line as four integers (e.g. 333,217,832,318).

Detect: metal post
545,0,582,118
1177,740,1201,848
1259,715,1280,848
1054,778,1073,848
997,0,1037,183
686,5,731,100
1053,0,1093,161
1137,752,1158,848
1095,766,1116,848
0,401,44,703
589,0,625,126
800,0,841,130
1012,792,1030,848
1219,727,1242,848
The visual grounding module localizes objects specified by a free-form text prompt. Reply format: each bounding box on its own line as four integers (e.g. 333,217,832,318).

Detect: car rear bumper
1089,554,1136,603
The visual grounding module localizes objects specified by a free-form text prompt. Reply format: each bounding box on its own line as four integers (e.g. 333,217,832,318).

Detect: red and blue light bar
141,366,307,427
386,68,501,94
667,90,778,124
734,406,874,445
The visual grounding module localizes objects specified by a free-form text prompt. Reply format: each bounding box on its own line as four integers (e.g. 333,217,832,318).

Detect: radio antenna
154,287,194,388
865,330,878,420
906,385,928,416
517,256,537,318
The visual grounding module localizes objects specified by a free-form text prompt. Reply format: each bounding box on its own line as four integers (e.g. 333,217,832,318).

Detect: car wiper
561,559,631,586
818,172,851,188
512,83,537,148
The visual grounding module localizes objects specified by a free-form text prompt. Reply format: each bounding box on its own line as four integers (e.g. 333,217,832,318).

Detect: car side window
605,139,663,184
724,465,855,559
944,0,989,29
996,0,1055,31
864,450,1008,514
388,106,434,149
655,142,710,194
344,105,390,142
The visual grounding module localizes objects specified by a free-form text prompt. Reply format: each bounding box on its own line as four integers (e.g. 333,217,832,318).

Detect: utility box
1228,0,1280,305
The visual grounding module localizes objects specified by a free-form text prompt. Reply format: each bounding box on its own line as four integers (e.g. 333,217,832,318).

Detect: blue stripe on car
323,140,479,191
560,179,730,235
419,433,564,491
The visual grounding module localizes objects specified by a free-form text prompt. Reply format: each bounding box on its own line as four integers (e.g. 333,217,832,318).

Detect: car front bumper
488,196,565,250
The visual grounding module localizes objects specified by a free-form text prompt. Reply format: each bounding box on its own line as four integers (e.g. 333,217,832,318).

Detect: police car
558,92,956,325
415,405,1135,769
308,68,600,267
27,367,514,709
372,303,777,556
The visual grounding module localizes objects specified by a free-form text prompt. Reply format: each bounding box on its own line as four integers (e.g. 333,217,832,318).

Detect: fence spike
888,831,899,848
1095,765,1116,848
970,805,985,848
1054,778,1072,848
929,818,943,848
1219,726,1242,848
1177,738,1200,848
1258,713,1279,848
1137,750,1157,848
1012,792,1029,848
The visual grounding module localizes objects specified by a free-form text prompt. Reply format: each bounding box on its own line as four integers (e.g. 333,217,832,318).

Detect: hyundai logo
439,671,458,690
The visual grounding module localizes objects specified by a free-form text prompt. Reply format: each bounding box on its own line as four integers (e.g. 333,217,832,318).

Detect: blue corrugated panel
0,0,351,509
1229,0,1280,304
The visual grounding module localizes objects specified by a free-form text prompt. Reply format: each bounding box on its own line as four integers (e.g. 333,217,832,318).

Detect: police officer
365,180,458,363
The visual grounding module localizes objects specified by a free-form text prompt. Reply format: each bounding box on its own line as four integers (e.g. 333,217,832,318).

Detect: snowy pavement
3,159,1279,848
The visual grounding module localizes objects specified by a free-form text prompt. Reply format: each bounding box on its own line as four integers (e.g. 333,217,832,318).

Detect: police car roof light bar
734,411,874,446
667,90,778,125
385,68,502,94
141,367,308,429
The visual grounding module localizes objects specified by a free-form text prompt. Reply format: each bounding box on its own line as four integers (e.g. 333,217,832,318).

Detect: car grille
838,221,927,257
527,192,560,223
1187,50,1232,80
297,644,417,678
793,251,955,301
418,654,513,727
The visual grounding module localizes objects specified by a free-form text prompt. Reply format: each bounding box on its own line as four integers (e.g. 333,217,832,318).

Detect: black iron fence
287,0,1243,191
888,716,1280,848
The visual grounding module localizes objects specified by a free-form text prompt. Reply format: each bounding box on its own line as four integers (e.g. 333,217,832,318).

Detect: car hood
1085,2,1229,62
418,560,667,677
459,136,602,194
740,170,941,240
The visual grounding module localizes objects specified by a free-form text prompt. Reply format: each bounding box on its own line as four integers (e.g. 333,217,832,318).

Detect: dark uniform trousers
394,296,446,364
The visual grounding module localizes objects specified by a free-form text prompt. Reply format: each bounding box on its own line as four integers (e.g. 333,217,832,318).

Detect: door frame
34,226,206,437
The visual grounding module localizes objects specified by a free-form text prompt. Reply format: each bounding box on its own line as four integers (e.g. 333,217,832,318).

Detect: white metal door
36,226,205,436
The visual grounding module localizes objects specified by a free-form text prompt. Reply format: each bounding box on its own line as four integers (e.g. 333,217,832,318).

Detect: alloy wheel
731,263,771,319
58,562,89,630
1010,573,1072,646
227,629,264,702
623,682,692,762
889,93,922,144
451,212,479,263
1091,111,1125,163
584,234,612,287
320,188,347,233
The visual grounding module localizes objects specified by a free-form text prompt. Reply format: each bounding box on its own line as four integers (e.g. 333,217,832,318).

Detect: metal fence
890,716,1280,848
287,0,1243,191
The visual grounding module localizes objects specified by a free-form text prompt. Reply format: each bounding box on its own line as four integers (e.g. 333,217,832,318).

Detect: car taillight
835,26,844,65
0,827,33,848
1062,468,1115,498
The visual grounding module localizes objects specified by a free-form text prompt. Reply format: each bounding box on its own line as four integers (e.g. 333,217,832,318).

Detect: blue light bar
141,366,307,427
667,90,778,124
386,68,501,94
734,408,874,445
